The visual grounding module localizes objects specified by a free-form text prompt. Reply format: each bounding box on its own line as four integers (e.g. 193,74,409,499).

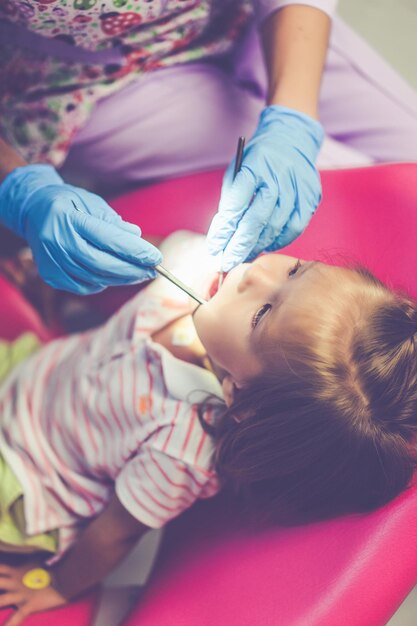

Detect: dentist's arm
262,3,331,116
207,5,330,269
0,138,162,294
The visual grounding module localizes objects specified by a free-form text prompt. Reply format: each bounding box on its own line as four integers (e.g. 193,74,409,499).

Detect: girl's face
193,253,345,387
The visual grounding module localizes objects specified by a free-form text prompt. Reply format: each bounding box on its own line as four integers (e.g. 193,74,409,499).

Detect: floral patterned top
0,0,254,165
0,0,337,166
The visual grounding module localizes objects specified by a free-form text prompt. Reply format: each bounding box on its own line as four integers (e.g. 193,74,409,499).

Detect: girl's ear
222,375,239,408
222,375,253,423
222,375,255,424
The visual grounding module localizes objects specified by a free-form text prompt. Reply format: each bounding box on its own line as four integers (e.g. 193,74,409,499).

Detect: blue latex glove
0,164,162,294
207,105,324,271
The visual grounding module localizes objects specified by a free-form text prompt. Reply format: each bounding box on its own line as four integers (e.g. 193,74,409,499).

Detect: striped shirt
0,232,222,560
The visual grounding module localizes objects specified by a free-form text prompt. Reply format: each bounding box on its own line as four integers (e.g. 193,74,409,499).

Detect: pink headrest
0,275,54,342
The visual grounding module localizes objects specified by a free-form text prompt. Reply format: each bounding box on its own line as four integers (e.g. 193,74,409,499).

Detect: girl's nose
238,263,267,291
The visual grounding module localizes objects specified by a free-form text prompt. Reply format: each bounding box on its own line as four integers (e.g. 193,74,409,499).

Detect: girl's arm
261,4,331,119
51,492,150,599
0,494,150,626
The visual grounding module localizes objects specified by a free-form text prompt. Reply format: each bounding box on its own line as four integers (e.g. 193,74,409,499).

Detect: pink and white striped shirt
0,232,222,560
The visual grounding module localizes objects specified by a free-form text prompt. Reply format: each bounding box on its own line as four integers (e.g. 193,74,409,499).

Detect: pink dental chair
0,163,416,625
114,163,417,626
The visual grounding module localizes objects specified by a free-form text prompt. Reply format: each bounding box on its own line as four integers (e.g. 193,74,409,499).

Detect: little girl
0,230,417,624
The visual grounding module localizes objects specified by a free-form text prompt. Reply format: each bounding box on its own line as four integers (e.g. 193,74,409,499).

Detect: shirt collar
146,339,224,404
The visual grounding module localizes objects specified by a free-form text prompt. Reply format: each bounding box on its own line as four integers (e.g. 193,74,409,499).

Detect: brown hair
199,266,417,527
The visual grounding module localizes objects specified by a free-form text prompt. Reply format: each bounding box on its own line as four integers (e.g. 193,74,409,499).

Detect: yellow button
22,568,51,590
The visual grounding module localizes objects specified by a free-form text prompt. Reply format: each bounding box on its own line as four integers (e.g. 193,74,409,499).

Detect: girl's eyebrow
255,261,319,345
252,261,320,347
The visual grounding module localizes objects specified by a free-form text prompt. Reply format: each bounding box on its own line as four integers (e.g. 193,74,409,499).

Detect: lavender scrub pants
60,16,417,193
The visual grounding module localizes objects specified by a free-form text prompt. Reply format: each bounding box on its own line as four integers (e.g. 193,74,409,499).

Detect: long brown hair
199,267,417,527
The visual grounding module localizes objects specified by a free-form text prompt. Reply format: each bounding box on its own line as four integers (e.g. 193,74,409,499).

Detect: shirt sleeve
254,0,338,23
115,445,219,528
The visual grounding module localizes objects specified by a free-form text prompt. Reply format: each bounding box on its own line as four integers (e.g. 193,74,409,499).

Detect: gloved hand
0,164,162,294
207,105,324,271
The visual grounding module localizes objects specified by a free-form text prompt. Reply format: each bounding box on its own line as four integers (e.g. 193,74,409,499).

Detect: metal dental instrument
154,263,207,305
70,199,205,303
153,139,245,303
233,136,246,180
218,136,246,289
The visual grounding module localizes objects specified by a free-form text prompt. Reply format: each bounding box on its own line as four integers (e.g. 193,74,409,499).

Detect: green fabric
0,333,57,553
0,454,58,553
0,332,41,384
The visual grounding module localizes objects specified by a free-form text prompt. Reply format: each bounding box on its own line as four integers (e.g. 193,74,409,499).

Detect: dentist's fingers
248,178,296,259
221,185,276,270
72,212,162,267
207,168,256,256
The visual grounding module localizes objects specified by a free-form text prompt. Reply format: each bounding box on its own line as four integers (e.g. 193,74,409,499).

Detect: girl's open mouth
208,272,229,299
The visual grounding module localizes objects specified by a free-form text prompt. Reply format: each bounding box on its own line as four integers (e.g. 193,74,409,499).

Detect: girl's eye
252,304,272,329
288,259,302,277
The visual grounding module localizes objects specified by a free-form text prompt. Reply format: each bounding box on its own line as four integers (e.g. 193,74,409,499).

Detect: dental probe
154,264,207,305
218,135,246,289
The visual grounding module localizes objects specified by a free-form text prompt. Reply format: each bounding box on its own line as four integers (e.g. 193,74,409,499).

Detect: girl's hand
0,562,67,626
